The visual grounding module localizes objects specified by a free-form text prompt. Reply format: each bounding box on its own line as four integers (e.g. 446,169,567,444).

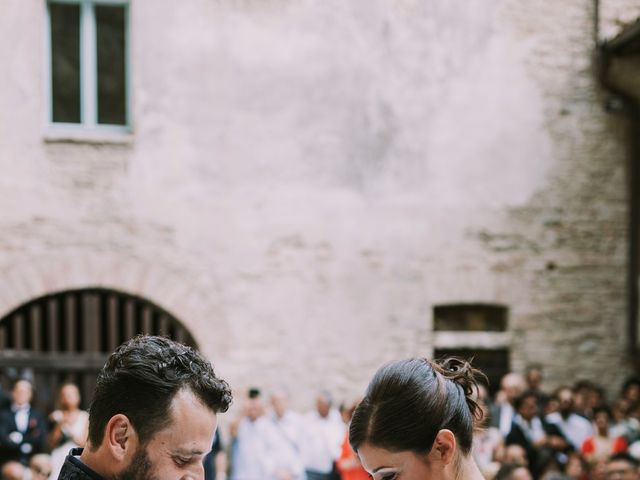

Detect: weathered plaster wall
0,0,636,407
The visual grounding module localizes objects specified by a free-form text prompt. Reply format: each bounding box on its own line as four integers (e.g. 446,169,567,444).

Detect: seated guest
1,461,25,480
564,452,590,480
492,373,526,437
525,365,550,416
230,388,278,480
269,390,306,480
605,453,639,480
48,383,89,479
504,444,530,467
204,429,224,480
30,453,52,480
473,386,505,479
506,391,570,478
581,406,627,465
496,463,534,480
0,379,47,466
301,391,344,480
336,399,369,480
546,387,593,452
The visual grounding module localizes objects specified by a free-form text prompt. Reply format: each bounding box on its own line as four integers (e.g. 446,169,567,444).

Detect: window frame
431,303,511,348
431,303,512,395
433,303,508,332
45,0,131,134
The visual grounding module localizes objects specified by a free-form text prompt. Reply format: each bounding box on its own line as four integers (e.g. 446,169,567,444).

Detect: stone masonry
0,0,638,410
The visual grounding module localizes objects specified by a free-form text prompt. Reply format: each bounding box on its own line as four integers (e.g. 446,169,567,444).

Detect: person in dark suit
505,391,570,479
204,429,224,480
0,386,10,412
0,378,48,466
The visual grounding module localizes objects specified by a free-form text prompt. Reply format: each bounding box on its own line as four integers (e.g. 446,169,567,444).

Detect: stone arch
0,252,230,412
0,252,229,355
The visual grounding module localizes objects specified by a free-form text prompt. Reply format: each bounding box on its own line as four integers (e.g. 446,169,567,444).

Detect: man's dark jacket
57,448,104,480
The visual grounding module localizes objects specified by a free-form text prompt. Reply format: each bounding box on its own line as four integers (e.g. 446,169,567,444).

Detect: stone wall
0,0,637,409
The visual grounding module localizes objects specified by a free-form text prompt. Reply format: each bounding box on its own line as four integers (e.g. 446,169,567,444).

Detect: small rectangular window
48,1,129,129
433,304,507,332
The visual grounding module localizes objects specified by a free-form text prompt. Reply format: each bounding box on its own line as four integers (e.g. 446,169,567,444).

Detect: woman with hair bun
349,357,486,480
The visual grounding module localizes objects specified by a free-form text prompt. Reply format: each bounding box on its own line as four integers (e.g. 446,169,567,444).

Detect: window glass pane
433,304,507,331
96,6,126,125
50,4,81,123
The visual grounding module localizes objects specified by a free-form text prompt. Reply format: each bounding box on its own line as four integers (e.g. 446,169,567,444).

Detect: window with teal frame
46,0,130,130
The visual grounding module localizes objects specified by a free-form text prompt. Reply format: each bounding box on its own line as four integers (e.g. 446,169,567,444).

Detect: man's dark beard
113,446,156,480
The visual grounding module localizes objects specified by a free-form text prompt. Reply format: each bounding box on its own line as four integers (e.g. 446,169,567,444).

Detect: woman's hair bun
433,356,486,423
349,356,485,456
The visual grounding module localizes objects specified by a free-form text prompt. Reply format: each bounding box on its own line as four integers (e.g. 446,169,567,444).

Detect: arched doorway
0,288,197,414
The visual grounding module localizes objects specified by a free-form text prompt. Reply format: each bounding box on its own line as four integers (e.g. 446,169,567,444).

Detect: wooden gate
0,288,197,414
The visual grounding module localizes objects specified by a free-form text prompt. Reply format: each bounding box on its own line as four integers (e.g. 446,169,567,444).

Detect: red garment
581,435,628,461
336,431,370,480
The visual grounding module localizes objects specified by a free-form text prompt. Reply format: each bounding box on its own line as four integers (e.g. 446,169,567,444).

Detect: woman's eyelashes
379,472,398,480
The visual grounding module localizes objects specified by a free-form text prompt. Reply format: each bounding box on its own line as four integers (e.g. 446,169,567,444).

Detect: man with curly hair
57,335,233,480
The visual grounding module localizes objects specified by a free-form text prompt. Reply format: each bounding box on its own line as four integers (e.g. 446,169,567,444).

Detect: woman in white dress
48,383,89,479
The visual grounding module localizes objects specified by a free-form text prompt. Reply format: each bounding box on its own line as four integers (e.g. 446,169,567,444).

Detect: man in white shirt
506,391,570,477
301,391,345,480
545,386,593,451
268,390,306,480
231,388,297,480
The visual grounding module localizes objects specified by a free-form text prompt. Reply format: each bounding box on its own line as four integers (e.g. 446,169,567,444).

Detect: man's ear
104,414,137,462
428,429,457,466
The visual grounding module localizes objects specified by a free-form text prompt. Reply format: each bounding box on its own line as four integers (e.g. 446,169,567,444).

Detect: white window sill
433,331,512,349
44,125,133,145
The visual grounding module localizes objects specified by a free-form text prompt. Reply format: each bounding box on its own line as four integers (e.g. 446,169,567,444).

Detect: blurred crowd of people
220,388,364,480
0,380,88,480
0,379,362,480
473,365,640,480
203,366,640,480
0,364,639,480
